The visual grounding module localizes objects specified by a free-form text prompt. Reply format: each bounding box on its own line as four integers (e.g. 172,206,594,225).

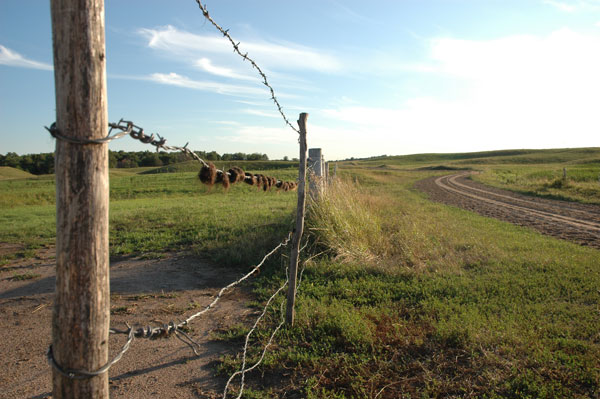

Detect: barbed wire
47,326,135,380
194,0,300,135
224,242,313,399
223,270,289,399
182,232,292,326
47,119,299,191
48,232,293,379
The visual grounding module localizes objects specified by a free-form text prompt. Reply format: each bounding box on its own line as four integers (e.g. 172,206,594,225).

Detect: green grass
0,164,298,265
223,168,600,398
2,149,599,397
473,164,600,205
10,272,41,281
339,147,600,205
0,166,35,180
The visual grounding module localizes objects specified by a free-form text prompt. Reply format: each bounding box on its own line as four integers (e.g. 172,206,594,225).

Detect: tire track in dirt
415,172,600,249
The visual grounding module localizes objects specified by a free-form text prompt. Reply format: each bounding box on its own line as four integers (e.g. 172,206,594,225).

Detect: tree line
0,150,271,175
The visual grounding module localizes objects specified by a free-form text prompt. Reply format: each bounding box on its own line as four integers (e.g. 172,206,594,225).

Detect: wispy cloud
542,0,600,11
242,109,280,118
224,125,293,145
542,0,576,12
148,72,265,97
195,57,253,80
139,25,342,73
0,45,52,70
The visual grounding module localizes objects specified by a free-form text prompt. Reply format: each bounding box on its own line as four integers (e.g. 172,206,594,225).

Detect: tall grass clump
306,177,434,271
307,178,388,265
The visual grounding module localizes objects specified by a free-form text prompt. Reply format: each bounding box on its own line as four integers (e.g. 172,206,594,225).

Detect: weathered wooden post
50,0,110,397
286,113,308,325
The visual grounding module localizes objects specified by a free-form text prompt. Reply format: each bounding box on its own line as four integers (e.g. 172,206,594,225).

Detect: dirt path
415,172,600,249
0,246,260,399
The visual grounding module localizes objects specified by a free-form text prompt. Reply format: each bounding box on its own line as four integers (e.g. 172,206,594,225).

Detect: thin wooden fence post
50,0,110,397
286,113,308,325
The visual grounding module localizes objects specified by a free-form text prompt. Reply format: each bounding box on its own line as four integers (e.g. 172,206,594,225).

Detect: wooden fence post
286,113,308,325
50,1,110,397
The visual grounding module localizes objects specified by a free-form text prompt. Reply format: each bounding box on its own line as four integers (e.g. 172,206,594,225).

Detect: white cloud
542,0,576,12
139,25,342,73
316,29,600,158
225,125,293,145
0,45,52,70
542,0,600,11
148,72,265,97
195,57,253,80
242,109,280,118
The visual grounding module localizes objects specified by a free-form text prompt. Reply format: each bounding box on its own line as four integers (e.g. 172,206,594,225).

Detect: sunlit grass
228,168,600,398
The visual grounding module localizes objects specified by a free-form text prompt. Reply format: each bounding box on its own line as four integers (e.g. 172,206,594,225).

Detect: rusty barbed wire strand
194,0,301,135
47,120,299,191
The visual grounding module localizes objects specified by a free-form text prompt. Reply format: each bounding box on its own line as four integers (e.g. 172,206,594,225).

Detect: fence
46,1,323,398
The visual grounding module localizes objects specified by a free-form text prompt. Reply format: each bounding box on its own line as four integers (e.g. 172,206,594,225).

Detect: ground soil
415,172,600,249
0,247,261,399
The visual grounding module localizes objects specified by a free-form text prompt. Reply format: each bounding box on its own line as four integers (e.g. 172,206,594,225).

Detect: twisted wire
47,326,135,379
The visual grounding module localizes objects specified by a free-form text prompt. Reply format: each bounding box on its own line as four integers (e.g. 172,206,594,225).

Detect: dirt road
415,172,600,249
0,248,257,399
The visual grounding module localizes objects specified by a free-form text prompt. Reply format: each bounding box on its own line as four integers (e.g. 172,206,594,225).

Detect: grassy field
218,150,600,398
1,149,599,398
350,147,600,205
0,163,298,266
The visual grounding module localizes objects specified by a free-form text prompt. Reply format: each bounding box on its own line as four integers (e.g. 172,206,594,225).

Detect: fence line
47,0,314,395
47,232,294,379
47,119,300,192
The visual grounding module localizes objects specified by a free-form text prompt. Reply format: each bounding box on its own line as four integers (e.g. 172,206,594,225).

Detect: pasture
1,148,599,398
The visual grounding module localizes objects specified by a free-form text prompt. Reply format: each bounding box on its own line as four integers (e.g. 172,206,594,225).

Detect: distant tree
232,152,246,161
117,158,137,168
108,151,118,168
206,151,221,161
3,152,20,168
158,152,173,166
139,151,163,167
248,152,268,161
283,156,289,161
221,153,233,161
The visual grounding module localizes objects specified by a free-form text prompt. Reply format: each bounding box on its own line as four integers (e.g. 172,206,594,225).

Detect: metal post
308,148,323,198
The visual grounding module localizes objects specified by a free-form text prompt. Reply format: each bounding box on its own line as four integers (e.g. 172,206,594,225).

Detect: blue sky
1,1,600,160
